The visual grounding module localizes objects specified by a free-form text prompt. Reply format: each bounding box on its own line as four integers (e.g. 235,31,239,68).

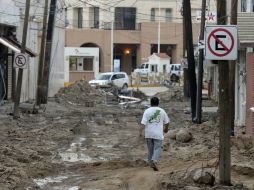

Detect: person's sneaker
150,161,159,171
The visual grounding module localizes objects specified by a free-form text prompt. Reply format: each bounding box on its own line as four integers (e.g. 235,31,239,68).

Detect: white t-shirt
141,107,170,140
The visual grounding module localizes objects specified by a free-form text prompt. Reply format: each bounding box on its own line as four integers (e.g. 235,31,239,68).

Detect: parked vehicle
169,64,183,82
133,62,170,77
134,62,183,82
89,72,129,89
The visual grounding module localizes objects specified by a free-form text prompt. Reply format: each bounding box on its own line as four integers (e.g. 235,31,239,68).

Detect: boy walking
139,97,170,171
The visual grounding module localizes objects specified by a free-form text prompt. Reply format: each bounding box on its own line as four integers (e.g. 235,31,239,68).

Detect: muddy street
0,82,254,190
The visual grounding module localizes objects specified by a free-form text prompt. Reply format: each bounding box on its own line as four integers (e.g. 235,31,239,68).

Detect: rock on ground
176,129,193,143
191,168,215,186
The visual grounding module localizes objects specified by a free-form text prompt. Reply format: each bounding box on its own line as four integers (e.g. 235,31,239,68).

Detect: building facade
64,0,216,82
0,0,66,103
238,0,254,135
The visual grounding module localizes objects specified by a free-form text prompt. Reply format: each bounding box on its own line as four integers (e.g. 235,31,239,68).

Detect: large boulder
176,129,193,143
192,169,215,186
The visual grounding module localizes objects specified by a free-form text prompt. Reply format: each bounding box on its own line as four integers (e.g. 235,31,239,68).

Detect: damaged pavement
0,81,254,190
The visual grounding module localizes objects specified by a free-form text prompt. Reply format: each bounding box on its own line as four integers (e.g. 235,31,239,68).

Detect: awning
0,36,37,57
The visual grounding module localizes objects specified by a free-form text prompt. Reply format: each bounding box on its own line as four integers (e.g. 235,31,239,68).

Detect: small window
163,65,167,73
77,8,83,28
145,64,149,69
241,0,247,12
151,8,155,21
165,8,172,22
151,65,158,72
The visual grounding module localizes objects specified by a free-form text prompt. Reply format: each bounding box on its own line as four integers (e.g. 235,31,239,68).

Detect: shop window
83,58,93,71
69,57,77,71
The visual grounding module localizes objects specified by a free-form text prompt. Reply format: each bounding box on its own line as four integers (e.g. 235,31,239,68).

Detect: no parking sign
14,53,28,69
205,25,238,60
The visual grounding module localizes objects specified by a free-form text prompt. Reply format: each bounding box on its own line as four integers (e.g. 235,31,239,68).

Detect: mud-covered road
0,82,254,190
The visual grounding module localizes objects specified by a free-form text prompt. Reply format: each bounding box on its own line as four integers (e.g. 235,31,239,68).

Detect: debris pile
132,89,147,100
55,80,109,105
156,87,185,102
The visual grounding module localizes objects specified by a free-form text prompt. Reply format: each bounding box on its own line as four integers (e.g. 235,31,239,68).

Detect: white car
89,72,129,89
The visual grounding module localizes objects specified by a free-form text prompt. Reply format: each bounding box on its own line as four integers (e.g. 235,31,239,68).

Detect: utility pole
36,0,49,106
195,0,206,124
229,0,238,136
40,0,57,104
183,0,197,121
217,0,231,185
111,10,114,72
181,1,189,97
13,0,31,118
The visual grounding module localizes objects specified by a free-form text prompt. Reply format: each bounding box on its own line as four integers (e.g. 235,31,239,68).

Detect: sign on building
196,11,217,23
205,25,238,60
14,53,28,69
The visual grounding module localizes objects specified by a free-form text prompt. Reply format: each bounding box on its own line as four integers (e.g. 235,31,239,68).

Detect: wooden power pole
229,0,238,136
196,0,206,124
40,0,57,104
181,1,189,97
217,0,231,185
13,0,31,118
36,0,49,106
183,0,197,121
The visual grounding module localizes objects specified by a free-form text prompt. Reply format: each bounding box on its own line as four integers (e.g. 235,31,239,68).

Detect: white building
0,0,65,103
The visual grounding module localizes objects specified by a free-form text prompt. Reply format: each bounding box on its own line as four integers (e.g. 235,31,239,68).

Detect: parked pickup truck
134,63,183,82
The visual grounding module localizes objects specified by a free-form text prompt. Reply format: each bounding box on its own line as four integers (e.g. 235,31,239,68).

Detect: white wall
15,0,66,101
0,0,19,26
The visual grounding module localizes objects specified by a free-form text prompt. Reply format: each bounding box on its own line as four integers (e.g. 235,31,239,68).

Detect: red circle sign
15,54,26,67
207,28,234,57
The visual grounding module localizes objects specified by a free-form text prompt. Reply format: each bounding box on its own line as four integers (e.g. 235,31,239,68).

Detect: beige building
65,0,216,81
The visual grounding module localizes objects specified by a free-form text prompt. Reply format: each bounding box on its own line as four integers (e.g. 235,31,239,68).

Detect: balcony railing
67,19,141,31
103,22,141,30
